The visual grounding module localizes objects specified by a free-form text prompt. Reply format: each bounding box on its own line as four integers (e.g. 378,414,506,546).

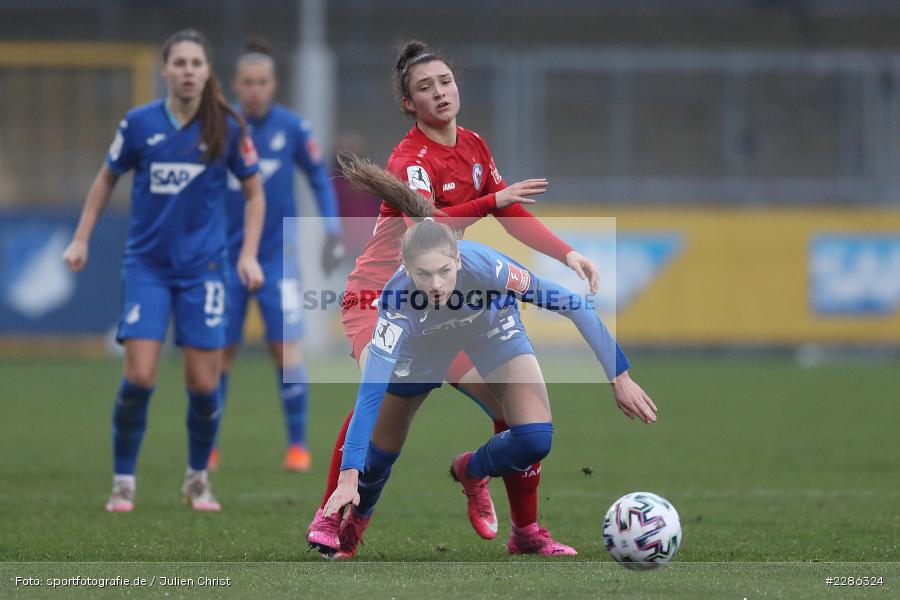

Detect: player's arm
481,149,598,292
493,203,599,293
64,115,137,273
238,172,265,291
323,344,399,517
391,159,536,231
324,301,411,516
487,251,656,423
294,120,346,274
63,164,120,273
228,131,265,291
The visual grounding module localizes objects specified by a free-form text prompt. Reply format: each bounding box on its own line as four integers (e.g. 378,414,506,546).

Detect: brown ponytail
162,28,246,162
338,153,458,264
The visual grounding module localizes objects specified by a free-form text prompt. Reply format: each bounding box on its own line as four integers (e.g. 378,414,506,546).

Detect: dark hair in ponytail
337,153,458,264
392,39,452,117
242,37,273,56
161,28,246,162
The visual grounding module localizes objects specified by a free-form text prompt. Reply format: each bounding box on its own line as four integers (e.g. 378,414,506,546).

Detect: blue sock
356,442,400,517
212,372,230,447
467,422,554,479
112,378,154,475
219,371,230,413
186,388,221,471
280,365,308,447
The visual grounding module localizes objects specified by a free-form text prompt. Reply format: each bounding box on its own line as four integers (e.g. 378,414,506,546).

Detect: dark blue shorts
386,309,534,398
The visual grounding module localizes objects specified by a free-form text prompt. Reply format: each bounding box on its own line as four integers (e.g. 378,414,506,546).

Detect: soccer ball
602,491,682,570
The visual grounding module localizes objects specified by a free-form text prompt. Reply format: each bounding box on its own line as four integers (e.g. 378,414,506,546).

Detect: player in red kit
307,40,599,557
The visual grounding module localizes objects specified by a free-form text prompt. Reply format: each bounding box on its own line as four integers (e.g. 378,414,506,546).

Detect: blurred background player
62,29,265,512
321,156,656,559
212,38,344,473
307,40,601,556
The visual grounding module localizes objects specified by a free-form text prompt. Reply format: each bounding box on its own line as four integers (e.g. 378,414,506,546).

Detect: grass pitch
0,353,897,598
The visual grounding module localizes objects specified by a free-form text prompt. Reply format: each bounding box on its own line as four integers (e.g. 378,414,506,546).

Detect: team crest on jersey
372,317,402,354
150,163,206,194
407,165,431,193
270,130,286,151
505,263,531,294
125,303,141,325
472,163,483,190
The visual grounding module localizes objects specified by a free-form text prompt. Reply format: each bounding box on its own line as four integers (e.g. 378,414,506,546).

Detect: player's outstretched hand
611,371,657,424
495,178,548,209
237,254,265,292
323,471,361,519
63,239,88,273
565,250,600,293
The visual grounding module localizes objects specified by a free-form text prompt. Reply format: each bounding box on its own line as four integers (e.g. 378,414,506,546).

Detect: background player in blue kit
210,39,344,473
62,29,265,512
319,157,657,558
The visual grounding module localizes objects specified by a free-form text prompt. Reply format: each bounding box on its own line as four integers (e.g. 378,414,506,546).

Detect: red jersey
346,124,572,295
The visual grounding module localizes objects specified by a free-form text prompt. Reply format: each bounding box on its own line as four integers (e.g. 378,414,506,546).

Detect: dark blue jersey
106,99,259,277
341,240,630,471
224,104,340,262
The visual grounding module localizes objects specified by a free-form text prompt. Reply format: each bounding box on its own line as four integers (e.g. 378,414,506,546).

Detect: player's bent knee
510,422,554,466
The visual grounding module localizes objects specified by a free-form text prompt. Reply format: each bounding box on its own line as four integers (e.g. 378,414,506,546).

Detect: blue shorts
224,254,303,345
386,308,535,398
116,264,227,350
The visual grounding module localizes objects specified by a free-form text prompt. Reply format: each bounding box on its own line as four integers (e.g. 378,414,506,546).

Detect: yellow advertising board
464,208,900,345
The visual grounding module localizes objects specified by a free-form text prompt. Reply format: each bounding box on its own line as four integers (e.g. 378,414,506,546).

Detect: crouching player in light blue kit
320,157,657,558
62,29,265,512
211,38,343,472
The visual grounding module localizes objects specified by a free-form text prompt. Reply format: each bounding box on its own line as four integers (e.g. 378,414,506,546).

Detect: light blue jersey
341,240,631,471
107,99,259,277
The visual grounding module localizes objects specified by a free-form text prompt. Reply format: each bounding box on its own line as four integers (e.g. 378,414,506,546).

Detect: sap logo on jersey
811,235,900,315
150,163,206,194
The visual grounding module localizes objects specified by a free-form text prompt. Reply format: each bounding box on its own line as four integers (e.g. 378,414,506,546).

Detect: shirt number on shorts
204,281,225,327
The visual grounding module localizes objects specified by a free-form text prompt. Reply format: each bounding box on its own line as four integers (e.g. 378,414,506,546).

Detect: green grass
0,354,897,598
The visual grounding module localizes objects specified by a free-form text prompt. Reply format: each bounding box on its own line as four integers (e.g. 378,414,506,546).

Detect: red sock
320,410,354,509
493,419,540,527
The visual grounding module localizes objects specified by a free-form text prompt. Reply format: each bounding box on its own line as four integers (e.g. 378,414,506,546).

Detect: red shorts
340,289,475,384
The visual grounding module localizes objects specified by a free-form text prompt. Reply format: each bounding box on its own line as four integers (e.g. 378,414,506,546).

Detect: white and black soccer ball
602,491,682,570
